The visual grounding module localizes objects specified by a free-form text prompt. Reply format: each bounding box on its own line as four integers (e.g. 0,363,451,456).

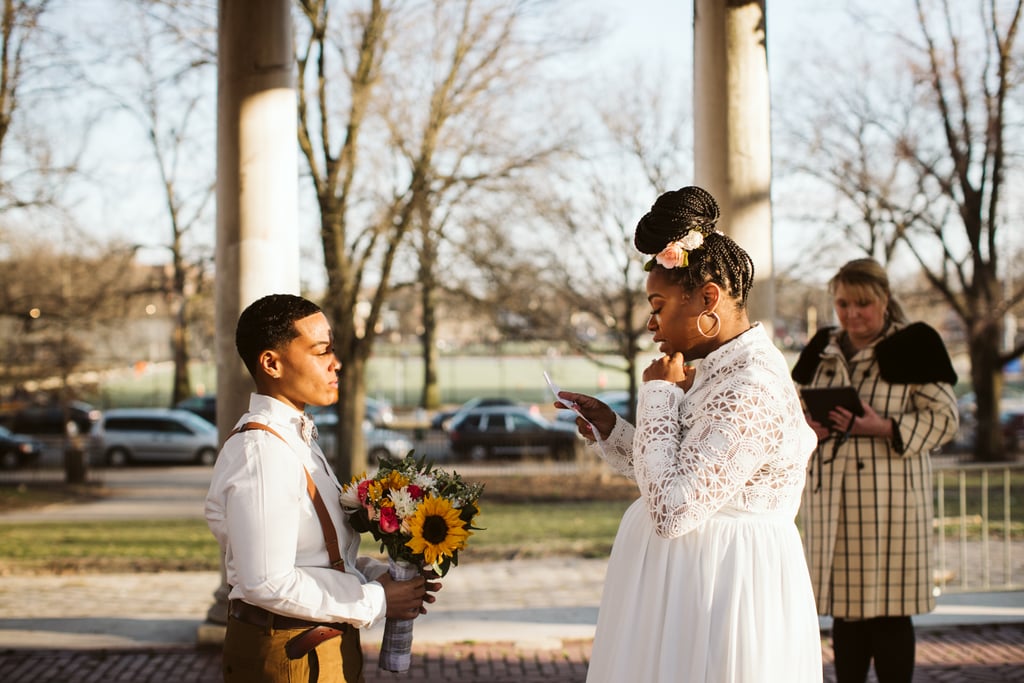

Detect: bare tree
0,1,83,213
296,0,390,479
447,192,573,343
479,63,692,418
95,0,216,407
0,1,124,482
0,230,142,481
296,0,588,478
0,234,141,377
380,1,585,411
782,0,1024,461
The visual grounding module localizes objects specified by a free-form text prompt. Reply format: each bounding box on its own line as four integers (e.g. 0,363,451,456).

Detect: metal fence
933,459,1024,594
380,437,1024,595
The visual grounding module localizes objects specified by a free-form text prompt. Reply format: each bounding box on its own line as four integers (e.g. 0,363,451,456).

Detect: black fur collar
791,322,957,386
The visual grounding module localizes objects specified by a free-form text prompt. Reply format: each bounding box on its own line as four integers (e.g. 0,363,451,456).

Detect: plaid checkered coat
792,322,959,619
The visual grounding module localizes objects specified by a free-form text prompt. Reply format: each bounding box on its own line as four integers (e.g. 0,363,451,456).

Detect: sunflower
405,495,471,566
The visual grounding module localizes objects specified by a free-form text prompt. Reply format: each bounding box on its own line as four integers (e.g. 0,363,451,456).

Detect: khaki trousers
222,615,365,683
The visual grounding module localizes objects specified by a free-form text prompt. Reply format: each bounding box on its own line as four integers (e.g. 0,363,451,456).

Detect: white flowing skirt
586,500,823,683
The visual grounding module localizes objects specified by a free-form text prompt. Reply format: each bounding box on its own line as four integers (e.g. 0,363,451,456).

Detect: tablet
799,386,864,425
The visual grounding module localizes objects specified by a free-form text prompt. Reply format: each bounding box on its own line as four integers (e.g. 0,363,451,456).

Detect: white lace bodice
599,324,818,538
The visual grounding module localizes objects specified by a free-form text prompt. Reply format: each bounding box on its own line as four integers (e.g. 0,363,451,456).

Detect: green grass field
0,500,634,574
0,471,639,574
1,466,1022,574
0,518,217,573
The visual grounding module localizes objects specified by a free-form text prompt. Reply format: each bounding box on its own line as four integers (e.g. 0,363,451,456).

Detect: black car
4,402,103,467
7,401,101,437
0,425,44,470
448,405,579,461
175,395,217,425
431,397,520,431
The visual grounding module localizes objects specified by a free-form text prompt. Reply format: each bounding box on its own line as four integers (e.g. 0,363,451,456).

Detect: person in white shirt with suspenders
206,294,437,683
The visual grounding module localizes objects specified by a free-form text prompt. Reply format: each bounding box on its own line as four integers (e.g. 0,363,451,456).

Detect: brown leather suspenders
228,421,346,572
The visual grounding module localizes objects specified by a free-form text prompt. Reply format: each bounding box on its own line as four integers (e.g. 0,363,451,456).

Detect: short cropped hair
235,294,322,378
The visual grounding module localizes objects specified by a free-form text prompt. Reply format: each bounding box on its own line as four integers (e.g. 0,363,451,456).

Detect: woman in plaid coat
792,259,958,683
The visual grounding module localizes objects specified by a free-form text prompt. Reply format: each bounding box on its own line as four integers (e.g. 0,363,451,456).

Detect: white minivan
93,408,219,466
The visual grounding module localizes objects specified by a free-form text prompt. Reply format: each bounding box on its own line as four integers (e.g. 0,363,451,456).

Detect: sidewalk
1,467,1024,681
2,558,1023,651
0,558,605,652
0,560,1023,682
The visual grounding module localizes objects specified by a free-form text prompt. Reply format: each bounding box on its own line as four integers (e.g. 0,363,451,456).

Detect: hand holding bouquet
340,453,483,672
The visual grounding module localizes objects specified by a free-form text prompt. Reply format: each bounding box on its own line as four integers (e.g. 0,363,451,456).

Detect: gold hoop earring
697,311,721,338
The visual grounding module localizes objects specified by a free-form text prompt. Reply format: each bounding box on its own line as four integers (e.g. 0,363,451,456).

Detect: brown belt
229,600,349,659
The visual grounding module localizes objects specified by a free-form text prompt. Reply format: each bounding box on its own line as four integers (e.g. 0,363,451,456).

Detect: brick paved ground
1,624,1023,683
822,624,1024,682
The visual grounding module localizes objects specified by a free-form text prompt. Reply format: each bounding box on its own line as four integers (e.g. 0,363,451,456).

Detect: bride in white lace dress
559,186,822,683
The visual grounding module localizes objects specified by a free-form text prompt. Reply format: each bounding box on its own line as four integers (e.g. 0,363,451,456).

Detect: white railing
933,460,1024,594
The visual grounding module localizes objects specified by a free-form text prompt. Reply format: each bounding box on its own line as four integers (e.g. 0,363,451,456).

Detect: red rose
357,480,371,504
407,484,423,499
379,506,400,534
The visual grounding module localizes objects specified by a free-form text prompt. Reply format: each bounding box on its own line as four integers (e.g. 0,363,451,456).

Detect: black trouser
832,616,915,683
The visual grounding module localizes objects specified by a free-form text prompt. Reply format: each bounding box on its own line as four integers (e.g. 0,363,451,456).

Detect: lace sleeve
590,415,635,480
633,373,800,539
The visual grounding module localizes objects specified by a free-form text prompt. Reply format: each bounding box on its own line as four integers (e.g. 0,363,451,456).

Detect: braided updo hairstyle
634,186,755,307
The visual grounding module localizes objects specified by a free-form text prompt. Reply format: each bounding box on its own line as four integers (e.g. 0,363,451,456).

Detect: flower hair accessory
644,229,705,271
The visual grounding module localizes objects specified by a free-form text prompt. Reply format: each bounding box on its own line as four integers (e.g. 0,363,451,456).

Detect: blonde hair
829,258,907,324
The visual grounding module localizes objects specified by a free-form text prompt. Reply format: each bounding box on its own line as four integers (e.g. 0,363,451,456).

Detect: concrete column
693,0,774,334
202,0,300,637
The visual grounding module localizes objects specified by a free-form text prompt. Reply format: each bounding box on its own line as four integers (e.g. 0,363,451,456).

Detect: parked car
307,398,396,428
0,426,44,470
364,397,395,427
179,396,395,428
309,397,396,428
5,401,103,467
7,401,102,437
92,408,219,466
448,405,579,461
312,415,415,465
365,427,415,464
174,395,216,425
431,397,522,431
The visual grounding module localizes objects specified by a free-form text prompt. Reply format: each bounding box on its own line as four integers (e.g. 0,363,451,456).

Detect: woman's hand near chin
643,353,695,392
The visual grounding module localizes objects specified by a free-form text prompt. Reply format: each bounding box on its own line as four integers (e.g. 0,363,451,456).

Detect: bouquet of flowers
340,453,483,672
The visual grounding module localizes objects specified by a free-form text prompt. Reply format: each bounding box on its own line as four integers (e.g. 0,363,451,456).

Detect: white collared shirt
205,393,387,628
